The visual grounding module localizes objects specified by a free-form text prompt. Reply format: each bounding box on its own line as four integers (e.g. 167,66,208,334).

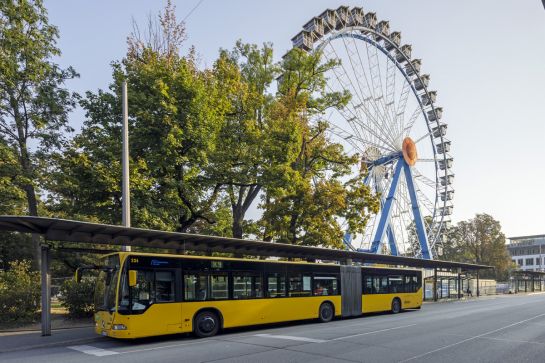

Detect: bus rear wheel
391,298,401,314
318,302,334,323
194,310,220,338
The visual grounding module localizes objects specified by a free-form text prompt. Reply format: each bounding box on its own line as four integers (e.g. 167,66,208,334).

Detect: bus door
340,265,362,317
126,257,182,334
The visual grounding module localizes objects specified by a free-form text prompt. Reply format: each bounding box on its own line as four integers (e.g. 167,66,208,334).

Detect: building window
518,259,523,266
526,258,534,266
537,258,541,266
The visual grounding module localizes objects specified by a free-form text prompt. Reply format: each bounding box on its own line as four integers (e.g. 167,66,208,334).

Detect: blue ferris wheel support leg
403,162,433,259
370,160,404,253
387,225,399,255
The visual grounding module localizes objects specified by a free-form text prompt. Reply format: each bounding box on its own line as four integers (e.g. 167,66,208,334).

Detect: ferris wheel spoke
364,41,399,141
414,131,433,144
331,95,399,150
342,34,397,145
328,123,394,154
412,168,437,189
393,81,411,139
325,80,377,147
323,44,397,147
322,50,382,147
383,54,404,143
403,105,422,137
347,33,400,145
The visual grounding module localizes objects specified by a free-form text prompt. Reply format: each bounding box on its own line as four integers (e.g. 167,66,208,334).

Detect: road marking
120,340,210,354
253,324,416,344
399,311,545,362
331,324,416,340
68,345,119,356
445,333,545,346
254,334,327,343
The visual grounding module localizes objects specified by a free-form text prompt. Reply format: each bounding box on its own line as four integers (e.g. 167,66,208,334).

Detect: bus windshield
94,255,121,313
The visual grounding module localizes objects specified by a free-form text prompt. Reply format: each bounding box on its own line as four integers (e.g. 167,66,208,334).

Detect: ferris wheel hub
402,137,418,166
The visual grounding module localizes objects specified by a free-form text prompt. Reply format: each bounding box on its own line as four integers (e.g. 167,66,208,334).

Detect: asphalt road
2,293,545,363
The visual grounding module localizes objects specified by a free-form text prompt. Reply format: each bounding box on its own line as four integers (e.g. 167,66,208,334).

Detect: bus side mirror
129,270,137,287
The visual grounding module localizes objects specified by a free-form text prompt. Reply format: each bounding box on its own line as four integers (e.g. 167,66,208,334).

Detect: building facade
507,235,545,272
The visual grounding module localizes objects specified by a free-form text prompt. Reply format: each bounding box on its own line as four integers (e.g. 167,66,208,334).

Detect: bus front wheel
318,302,334,323
391,298,401,314
194,310,220,338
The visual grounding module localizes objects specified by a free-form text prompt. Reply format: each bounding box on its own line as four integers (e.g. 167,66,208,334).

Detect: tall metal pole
122,81,131,252
41,244,51,336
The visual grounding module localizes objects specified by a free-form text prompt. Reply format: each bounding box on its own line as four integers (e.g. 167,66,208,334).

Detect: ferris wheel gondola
289,6,454,259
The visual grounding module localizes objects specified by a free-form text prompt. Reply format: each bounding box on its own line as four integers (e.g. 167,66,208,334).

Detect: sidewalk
0,326,101,353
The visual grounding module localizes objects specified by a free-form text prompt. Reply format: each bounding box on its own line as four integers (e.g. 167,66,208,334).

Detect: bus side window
388,275,403,293
233,273,263,299
288,274,312,297
184,274,209,301
363,275,373,294
130,270,154,312
374,276,388,294
313,276,338,296
155,271,175,302
266,273,286,298
210,274,228,300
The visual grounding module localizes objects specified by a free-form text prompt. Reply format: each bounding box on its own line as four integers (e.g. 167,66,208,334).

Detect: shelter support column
476,271,480,297
457,272,461,299
41,244,51,336
433,268,437,302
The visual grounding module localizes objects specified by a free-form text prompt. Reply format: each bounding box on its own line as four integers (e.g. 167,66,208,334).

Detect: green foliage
58,278,95,318
47,5,227,233
0,260,40,323
0,0,79,266
440,214,511,280
8,1,380,256
260,49,379,247
207,41,283,238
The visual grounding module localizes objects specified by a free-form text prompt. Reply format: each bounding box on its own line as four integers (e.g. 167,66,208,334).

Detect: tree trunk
21,148,41,269
232,211,243,239
230,185,261,239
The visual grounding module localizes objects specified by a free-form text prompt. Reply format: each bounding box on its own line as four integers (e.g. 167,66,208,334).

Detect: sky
43,0,545,239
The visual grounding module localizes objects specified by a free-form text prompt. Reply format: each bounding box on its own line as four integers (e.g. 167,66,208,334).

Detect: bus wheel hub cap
201,317,215,331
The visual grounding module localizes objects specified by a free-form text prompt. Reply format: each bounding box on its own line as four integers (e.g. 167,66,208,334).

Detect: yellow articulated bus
90,252,422,339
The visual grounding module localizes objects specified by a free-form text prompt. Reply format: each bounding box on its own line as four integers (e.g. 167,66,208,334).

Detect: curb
0,336,103,354
0,325,94,334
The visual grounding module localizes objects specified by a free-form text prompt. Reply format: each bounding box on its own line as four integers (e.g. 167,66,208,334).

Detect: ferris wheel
289,6,453,259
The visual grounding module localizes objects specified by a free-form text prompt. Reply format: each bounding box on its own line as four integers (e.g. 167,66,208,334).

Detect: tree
442,214,511,280
259,49,379,247
0,141,32,270
206,42,281,238
0,0,78,265
48,3,229,233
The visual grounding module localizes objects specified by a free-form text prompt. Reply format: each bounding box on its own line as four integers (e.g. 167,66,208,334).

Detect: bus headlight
112,324,127,330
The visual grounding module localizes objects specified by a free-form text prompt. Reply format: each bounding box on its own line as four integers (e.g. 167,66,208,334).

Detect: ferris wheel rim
289,8,453,255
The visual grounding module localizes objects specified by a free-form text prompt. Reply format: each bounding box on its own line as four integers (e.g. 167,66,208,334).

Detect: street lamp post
122,81,131,252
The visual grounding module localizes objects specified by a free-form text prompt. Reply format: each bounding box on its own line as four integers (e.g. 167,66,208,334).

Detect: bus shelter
0,216,492,336
511,270,545,293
